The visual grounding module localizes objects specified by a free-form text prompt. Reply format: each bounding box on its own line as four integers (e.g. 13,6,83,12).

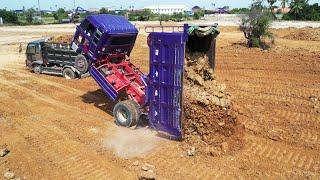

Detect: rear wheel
113,100,141,127
63,68,76,79
33,65,42,74
75,54,89,74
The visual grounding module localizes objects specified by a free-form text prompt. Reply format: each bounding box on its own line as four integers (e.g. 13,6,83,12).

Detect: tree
99,7,107,14
53,8,68,21
290,0,306,19
0,9,18,24
193,10,204,20
25,8,36,23
240,0,274,49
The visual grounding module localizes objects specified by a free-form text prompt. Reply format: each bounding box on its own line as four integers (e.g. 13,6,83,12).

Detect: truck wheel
63,68,76,79
33,65,42,74
75,54,89,74
113,100,141,127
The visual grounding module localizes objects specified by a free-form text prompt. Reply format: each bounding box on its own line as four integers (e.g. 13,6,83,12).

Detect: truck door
26,43,42,63
89,28,103,56
147,32,187,140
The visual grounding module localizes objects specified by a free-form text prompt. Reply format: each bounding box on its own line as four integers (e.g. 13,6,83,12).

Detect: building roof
144,5,188,10
86,14,138,34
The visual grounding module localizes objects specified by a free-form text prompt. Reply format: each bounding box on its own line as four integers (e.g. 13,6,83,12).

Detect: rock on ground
4,171,15,179
0,148,10,157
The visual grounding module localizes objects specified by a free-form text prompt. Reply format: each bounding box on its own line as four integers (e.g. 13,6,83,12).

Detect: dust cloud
103,126,164,158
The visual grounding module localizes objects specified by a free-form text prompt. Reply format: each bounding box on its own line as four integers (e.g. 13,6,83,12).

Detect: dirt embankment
182,52,245,156
276,28,320,41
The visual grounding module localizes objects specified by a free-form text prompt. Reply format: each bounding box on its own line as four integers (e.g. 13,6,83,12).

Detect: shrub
0,9,18,24
240,0,274,49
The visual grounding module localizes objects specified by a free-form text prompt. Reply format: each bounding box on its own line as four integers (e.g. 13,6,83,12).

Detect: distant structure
0,17,3,25
87,8,99,13
214,7,230,14
273,7,291,14
192,6,202,13
144,5,188,15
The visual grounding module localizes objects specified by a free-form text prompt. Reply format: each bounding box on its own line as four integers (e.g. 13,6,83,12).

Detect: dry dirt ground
0,24,319,179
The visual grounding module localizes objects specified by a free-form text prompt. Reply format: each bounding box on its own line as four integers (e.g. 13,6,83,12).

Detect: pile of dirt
182,52,244,156
283,28,320,41
50,35,74,44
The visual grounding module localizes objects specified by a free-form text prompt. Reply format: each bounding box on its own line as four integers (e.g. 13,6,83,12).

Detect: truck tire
33,65,42,74
75,54,89,74
113,100,141,127
63,68,76,79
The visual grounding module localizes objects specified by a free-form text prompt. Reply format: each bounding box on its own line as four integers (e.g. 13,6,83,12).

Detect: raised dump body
71,14,218,139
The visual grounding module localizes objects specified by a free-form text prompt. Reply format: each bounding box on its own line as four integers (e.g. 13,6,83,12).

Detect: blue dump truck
26,14,219,139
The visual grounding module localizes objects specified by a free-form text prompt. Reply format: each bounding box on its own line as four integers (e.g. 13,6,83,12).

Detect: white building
144,5,188,15
0,17,3,25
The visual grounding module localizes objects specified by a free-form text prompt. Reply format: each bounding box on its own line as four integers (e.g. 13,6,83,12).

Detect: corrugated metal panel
147,32,186,139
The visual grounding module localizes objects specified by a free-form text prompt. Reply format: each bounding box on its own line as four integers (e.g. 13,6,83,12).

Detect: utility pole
37,0,41,11
158,4,162,26
37,0,41,18
73,0,76,11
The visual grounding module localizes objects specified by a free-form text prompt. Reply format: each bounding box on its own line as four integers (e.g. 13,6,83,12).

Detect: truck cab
26,40,45,67
71,14,138,66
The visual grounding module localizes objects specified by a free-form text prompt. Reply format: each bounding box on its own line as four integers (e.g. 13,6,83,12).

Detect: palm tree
291,0,304,19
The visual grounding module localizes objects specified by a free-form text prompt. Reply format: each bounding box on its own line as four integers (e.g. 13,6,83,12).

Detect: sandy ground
0,24,319,179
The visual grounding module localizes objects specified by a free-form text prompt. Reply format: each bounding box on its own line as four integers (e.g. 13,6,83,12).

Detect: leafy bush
193,11,204,20
240,0,274,49
53,8,68,21
283,1,320,21
230,8,250,14
25,8,36,23
0,9,18,24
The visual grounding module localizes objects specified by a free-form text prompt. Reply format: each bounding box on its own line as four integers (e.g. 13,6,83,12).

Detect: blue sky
0,0,318,10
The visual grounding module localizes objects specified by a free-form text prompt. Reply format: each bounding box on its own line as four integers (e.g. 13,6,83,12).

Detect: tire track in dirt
148,153,224,179
18,119,133,179
0,80,133,179
244,135,320,173
0,67,85,96
237,103,320,151
0,78,106,122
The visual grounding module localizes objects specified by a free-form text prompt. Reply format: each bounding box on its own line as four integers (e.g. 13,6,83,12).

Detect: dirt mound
283,28,320,41
50,35,74,44
182,52,244,156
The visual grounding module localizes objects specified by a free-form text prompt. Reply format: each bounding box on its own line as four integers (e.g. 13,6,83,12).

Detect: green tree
25,8,36,23
53,8,68,21
290,0,307,19
0,9,18,24
240,0,274,49
99,7,108,14
193,10,204,20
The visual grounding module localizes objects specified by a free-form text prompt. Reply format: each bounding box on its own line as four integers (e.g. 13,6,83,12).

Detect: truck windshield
27,44,36,53
27,44,40,54
110,36,135,46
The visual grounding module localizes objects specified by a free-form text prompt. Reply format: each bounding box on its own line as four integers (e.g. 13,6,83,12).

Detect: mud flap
147,31,187,140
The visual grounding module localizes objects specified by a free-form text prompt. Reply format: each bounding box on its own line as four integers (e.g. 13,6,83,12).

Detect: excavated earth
0,24,319,179
183,52,244,155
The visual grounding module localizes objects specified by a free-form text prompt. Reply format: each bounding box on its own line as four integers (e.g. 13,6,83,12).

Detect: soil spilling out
182,51,245,156
50,35,74,44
